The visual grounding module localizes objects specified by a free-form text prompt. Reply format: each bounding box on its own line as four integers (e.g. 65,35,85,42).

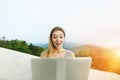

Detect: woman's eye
53,37,57,38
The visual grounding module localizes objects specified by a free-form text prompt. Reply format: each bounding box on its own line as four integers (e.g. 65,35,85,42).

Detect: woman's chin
55,46,61,49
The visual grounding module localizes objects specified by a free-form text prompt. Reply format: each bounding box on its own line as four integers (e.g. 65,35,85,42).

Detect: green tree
0,38,46,57
28,43,46,56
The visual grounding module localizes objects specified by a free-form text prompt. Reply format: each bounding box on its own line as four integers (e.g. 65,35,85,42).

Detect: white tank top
64,50,72,57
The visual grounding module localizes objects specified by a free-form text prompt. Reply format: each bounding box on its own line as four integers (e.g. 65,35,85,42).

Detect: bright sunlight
116,50,120,57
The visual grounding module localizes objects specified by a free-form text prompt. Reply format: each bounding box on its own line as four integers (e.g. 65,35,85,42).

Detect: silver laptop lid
31,57,92,80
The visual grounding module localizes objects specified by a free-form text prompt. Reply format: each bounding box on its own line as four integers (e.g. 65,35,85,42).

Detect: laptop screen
31,57,92,80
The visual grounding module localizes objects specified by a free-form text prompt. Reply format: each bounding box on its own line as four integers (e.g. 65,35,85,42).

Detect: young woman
40,26,75,58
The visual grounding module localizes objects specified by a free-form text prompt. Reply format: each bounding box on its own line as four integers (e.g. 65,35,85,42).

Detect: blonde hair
46,26,65,57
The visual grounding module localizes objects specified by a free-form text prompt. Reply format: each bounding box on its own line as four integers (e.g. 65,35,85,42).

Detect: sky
0,0,120,49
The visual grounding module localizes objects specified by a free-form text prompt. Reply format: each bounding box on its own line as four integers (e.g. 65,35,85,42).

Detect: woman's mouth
55,43,61,46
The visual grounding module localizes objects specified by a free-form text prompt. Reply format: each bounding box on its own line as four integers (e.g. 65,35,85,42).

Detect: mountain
33,42,81,49
33,43,48,48
74,44,120,75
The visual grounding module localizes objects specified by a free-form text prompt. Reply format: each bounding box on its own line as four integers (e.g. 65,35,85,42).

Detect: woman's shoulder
65,50,75,57
40,50,48,57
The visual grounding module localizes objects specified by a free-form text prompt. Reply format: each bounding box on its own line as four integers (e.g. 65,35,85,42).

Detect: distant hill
33,42,81,50
33,43,48,48
74,44,120,75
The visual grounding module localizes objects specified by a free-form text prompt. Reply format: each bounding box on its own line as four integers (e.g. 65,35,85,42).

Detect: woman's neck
54,48,65,53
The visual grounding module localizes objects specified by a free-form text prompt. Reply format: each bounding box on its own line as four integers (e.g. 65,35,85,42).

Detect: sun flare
116,50,120,57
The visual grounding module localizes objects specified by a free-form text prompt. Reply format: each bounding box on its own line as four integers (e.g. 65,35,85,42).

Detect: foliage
0,37,46,56
75,45,120,75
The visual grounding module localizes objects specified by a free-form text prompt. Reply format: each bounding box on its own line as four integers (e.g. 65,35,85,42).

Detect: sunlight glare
116,50,120,57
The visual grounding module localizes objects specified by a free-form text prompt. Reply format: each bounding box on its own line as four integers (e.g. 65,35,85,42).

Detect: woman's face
51,30,65,49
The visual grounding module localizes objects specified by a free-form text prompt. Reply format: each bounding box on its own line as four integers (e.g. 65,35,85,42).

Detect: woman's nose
56,37,60,41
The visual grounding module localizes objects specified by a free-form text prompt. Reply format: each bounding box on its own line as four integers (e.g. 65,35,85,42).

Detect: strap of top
64,50,71,58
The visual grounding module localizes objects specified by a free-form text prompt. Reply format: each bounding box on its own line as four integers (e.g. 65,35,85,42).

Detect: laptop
31,57,92,80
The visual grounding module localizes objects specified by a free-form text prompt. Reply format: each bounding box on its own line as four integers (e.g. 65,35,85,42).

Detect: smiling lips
55,43,61,46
